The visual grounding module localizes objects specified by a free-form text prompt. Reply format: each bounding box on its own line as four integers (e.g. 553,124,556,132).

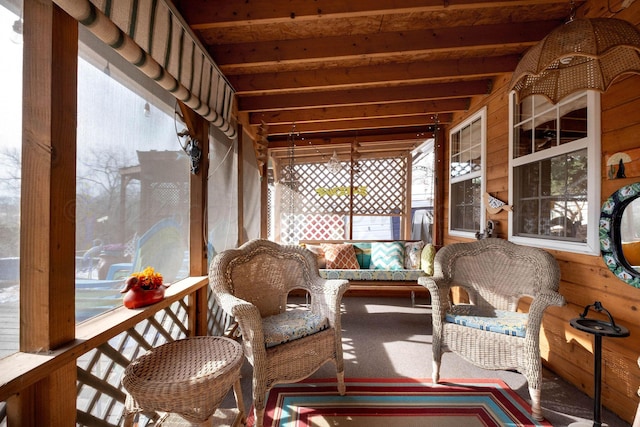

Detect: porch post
179,101,210,336
16,0,78,424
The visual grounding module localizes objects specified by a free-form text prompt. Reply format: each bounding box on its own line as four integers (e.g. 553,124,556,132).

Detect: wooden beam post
178,101,210,337
15,0,77,424
260,161,268,238
404,151,413,239
237,124,245,245
433,126,446,247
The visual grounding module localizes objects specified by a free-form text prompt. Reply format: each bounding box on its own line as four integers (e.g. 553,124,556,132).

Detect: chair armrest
418,276,452,320
533,289,566,309
214,291,267,363
309,279,349,327
525,290,566,335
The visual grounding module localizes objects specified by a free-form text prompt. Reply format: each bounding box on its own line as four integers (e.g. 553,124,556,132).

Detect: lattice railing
76,299,191,426
74,288,229,427
0,279,231,427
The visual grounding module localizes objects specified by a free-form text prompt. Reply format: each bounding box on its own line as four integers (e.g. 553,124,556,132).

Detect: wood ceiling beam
228,56,520,94
181,0,570,28
210,21,560,69
238,80,491,111
265,113,453,136
250,99,469,125
267,132,432,149
268,144,422,163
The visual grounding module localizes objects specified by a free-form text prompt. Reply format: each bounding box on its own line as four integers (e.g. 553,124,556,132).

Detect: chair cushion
370,241,405,270
320,268,426,281
262,310,330,348
404,241,424,269
321,243,360,269
445,305,528,338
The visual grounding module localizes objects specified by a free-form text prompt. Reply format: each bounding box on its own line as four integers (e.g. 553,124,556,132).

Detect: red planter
122,285,166,309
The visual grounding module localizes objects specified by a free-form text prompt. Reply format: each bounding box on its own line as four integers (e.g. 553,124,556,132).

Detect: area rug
246,378,552,427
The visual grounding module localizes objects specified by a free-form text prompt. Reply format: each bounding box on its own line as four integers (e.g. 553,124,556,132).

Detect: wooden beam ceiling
175,0,578,145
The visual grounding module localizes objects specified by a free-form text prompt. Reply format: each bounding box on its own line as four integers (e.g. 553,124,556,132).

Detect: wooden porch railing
0,276,234,426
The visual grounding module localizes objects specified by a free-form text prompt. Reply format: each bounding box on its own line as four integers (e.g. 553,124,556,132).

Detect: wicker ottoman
122,336,245,426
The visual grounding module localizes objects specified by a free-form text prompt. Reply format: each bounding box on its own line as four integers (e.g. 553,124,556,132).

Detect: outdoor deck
0,279,125,358
0,290,17,358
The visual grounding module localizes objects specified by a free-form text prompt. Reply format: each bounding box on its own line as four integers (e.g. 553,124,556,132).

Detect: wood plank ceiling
175,0,577,149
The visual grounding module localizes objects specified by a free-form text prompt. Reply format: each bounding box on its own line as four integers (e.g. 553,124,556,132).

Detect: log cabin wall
443,2,640,421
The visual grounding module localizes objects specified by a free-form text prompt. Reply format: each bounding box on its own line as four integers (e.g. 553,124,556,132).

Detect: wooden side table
122,336,245,426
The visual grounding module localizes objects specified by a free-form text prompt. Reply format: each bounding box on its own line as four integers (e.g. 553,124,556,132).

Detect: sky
0,3,181,198
0,5,22,152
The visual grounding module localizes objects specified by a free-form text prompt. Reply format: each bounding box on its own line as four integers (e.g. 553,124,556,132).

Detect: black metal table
569,301,629,427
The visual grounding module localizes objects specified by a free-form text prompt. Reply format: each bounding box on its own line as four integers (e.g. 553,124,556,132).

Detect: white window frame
448,107,487,239
508,91,601,255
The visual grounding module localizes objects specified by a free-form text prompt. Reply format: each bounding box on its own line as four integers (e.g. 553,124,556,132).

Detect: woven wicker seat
121,336,245,426
209,239,350,426
418,238,564,421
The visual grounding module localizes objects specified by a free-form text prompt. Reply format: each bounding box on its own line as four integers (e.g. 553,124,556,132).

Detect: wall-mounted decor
315,186,367,197
606,149,640,179
485,193,512,215
599,182,640,288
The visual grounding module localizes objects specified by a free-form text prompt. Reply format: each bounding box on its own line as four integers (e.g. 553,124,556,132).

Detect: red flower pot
122,285,166,309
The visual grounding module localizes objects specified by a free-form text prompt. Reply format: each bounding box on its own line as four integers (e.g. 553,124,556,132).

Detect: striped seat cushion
445,305,528,338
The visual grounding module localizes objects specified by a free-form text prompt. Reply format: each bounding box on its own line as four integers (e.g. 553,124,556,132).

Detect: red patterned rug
246,378,552,426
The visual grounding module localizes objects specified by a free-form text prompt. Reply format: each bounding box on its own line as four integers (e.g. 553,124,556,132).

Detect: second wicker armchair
419,238,564,421
209,239,350,426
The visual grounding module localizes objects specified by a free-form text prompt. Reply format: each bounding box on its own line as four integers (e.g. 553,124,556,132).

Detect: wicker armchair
209,239,350,426
418,238,564,421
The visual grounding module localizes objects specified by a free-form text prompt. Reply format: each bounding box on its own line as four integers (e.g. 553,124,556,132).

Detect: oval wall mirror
600,183,640,288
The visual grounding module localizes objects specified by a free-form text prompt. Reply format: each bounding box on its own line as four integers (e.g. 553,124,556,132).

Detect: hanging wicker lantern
509,17,640,104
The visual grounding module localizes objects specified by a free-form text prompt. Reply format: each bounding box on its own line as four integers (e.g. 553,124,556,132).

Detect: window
449,108,486,237
75,34,190,322
0,1,22,359
509,91,600,254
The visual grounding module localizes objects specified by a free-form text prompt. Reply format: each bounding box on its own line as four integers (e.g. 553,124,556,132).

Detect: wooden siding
443,70,640,423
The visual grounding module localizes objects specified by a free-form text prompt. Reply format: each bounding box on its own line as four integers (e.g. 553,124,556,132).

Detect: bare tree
76,147,138,251
0,147,21,258
0,146,21,196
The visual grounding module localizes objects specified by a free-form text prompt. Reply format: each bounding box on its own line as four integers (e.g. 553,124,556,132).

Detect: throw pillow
404,241,425,269
421,243,436,276
370,241,404,270
321,243,360,269
304,244,326,268
351,242,372,269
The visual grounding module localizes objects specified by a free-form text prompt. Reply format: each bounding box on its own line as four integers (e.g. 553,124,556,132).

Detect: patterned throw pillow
321,243,360,269
421,244,436,276
370,241,404,270
404,241,425,269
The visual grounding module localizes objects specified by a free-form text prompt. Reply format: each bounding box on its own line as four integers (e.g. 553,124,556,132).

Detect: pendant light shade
509,18,640,104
